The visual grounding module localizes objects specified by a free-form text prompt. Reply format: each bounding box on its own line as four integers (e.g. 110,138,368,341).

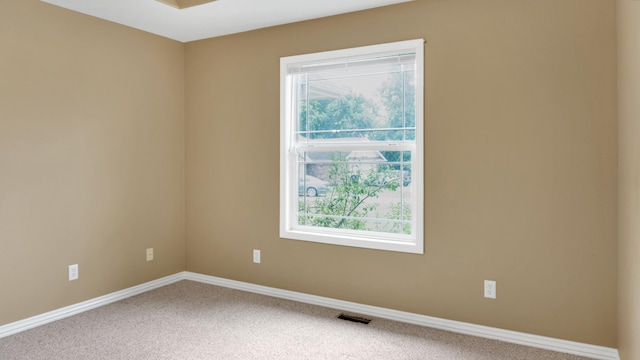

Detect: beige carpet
0,280,589,359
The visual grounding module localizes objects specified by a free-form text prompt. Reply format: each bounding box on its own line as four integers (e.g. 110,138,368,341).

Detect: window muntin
280,39,424,254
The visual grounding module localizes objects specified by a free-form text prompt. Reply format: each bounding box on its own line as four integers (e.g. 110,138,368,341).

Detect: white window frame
279,39,424,254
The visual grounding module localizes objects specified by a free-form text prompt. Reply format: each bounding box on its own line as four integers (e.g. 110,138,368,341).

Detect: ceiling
41,0,411,43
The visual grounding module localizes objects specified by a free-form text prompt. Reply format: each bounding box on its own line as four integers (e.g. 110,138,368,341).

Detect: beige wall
185,0,617,347
0,1,186,325
618,0,640,358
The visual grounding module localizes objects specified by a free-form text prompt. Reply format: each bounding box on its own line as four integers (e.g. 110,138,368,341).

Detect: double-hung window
280,39,424,254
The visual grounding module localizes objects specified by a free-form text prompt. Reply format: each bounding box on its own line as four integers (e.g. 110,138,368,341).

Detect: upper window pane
293,54,416,142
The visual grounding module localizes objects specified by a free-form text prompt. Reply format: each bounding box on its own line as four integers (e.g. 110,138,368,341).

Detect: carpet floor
0,280,590,359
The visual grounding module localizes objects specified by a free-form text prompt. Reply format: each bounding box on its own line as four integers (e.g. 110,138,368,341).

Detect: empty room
1,0,639,359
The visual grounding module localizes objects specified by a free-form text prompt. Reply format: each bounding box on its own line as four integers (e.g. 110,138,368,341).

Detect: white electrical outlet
253,249,261,264
68,264,79,281
484,280,496,299
146,248,154,261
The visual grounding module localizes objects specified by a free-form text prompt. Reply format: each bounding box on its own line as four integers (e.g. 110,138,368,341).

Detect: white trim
0,271,620,360
0,273,183,339
183,272,620,360
279,39,425,255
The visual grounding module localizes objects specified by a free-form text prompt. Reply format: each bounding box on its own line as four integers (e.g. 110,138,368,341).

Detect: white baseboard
0,271,620,360
183,272,620,360
0,273,183,339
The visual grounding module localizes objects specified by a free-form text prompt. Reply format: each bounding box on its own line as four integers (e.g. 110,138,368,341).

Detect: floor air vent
337,313,372,324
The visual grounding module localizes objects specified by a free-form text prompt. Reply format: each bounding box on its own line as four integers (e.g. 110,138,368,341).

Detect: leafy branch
307,155,399,231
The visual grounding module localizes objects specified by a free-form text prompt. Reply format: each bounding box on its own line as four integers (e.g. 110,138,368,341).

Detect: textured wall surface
0,1,186,325
618,0,640,359
185,0,617,347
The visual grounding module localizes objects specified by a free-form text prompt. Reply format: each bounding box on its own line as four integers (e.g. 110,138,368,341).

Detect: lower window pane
297,150,412,235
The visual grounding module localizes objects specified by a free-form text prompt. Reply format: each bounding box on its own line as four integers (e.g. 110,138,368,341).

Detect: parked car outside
299,175,328,197
402,170,411,186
